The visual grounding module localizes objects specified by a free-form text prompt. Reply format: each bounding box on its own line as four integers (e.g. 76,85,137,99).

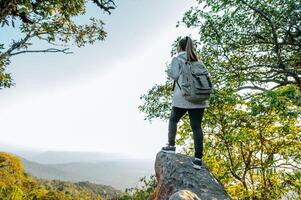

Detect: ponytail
179,36,198,62
185,37,198,62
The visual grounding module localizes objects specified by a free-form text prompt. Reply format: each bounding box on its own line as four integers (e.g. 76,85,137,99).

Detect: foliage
140,83,301,199
139,82,173,121
0,0,116,89
0,152,120,200
203,86,301,199
139,0,301,199
118,175,157,200
178,0,301,93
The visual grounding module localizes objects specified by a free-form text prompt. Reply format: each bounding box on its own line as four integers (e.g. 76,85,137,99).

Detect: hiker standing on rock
162,36,213,170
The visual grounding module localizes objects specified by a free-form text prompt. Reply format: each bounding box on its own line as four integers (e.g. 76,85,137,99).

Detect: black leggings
168,106,205,159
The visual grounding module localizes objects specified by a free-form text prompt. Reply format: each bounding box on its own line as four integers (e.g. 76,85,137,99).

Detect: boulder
150,151,231,200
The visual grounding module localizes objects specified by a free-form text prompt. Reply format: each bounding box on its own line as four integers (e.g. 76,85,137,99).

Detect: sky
0,0,199,159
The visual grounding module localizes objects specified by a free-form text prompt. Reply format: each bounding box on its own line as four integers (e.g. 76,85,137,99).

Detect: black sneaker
161,144,176,153
192,157,203,170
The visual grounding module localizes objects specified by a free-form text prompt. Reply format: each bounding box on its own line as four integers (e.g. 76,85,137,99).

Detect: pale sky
0,0,199,159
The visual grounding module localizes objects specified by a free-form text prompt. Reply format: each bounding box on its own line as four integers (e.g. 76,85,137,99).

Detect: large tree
179,0,301,93
0,0,116,89
139,0,301,199
140,84,301,199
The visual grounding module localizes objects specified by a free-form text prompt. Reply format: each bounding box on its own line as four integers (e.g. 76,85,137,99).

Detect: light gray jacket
166,52,209,109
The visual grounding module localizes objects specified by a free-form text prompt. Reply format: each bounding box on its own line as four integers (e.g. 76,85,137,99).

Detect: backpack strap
172,56,186,91
172,80,182,91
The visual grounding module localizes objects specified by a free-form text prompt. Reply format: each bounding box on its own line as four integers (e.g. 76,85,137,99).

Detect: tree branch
237,85,267,92
240,0,283,75
4,32,32,56
92,0,116,14
10,48,72,56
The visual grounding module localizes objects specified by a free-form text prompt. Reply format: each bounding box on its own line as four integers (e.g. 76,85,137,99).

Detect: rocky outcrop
150,151,231,200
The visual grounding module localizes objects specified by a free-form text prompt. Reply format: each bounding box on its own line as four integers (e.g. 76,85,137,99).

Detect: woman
162,36,209,170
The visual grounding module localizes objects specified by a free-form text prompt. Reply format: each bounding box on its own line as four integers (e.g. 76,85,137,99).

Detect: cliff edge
150,151,231,200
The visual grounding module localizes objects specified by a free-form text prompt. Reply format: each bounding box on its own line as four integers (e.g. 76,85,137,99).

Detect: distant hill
38,179,121,199
22,157,154,190
0,152,121,200
0,145,132,164
22,158,78,180
0,147,155,190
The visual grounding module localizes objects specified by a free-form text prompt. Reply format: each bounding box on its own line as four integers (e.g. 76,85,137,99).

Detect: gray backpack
173,58,213,103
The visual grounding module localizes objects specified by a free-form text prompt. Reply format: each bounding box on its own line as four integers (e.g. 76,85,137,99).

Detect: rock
169,190,200,200
150,151,231,200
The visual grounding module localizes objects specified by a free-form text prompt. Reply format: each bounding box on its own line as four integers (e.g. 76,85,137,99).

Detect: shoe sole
161,150,175,154
192,162,202,170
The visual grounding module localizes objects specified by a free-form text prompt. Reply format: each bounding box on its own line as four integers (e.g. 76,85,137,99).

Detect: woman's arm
166,57,181,80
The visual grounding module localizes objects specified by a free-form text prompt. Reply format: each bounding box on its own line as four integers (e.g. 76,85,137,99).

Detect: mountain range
21,156,154,190
0,146,155,190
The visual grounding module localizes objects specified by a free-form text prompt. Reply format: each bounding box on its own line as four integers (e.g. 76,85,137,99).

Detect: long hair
178,36,198,62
